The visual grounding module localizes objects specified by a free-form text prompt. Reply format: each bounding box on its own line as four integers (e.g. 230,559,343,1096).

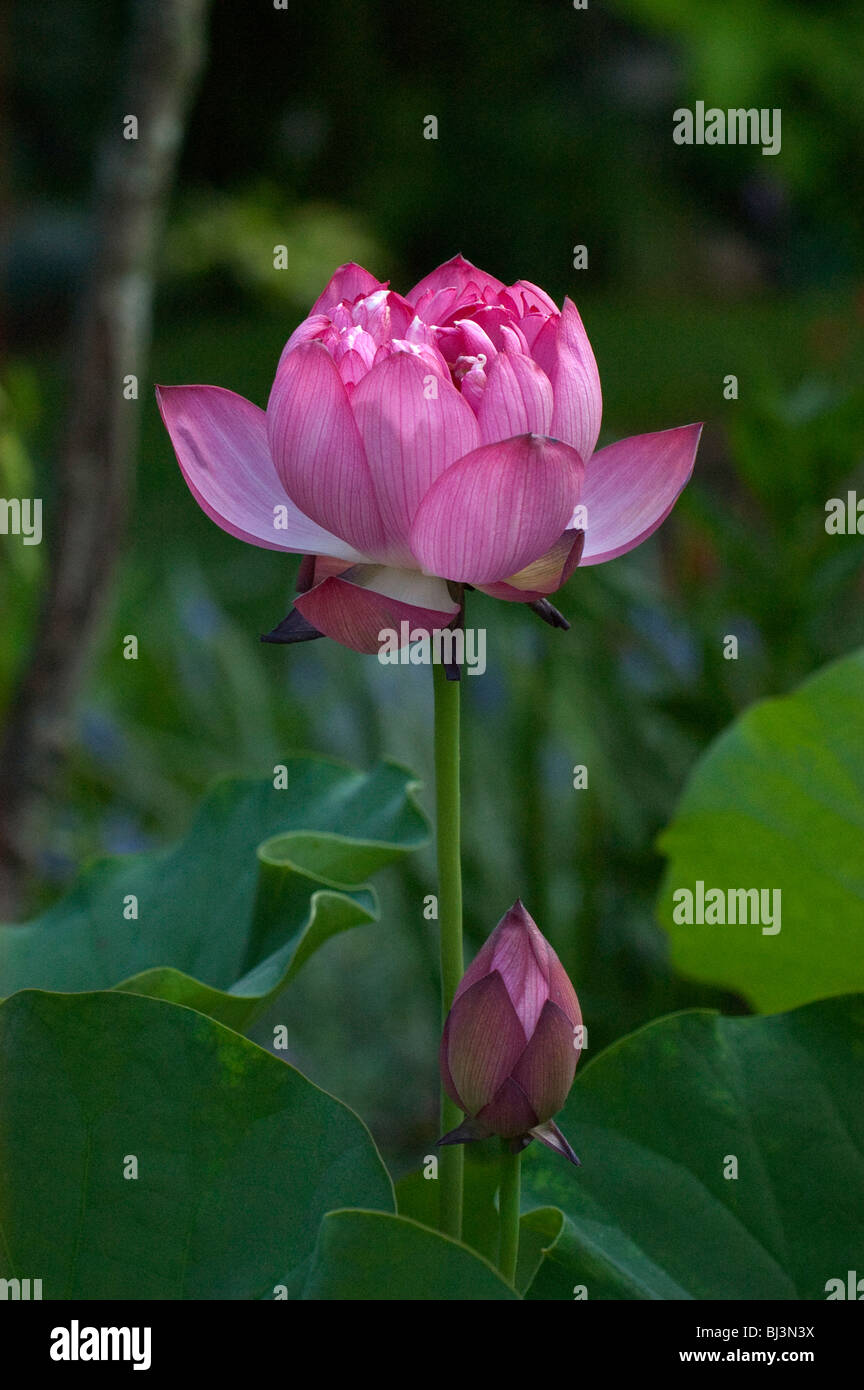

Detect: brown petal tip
528,598,570,631
436,1116,492,1147
261,609,324,645
530,1119,581,1166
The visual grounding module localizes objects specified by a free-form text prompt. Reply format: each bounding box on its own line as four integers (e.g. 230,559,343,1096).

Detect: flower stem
433,659,464,1240
498,1143,522,1286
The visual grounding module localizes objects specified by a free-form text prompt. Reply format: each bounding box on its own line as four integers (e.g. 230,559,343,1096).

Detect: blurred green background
3,0,863,1169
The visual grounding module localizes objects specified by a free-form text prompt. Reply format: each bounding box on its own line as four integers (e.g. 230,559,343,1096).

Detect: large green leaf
0,757,427,1029
521,996,864,1299
657,649,864,1011
0,990,393,1299
301,1210,518,1300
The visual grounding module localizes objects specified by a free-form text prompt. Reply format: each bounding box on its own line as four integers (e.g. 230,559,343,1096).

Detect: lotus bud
438,900,582,1164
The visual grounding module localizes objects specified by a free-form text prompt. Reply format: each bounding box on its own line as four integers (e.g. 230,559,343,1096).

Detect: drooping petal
579,423,703,566
406,254,505,309
510,1000,579,1122
478,529,584,601
443,972,527,1116
293,565,458,655
477,350,554,445
437,1115,494,1147
409,435,584,586
267,342,387,557
260,609,324,645
530,1119,581,1166
350,351,481,557
476,1077,539,1139
155,384,362,560
309,261,385,316
533,298,602,464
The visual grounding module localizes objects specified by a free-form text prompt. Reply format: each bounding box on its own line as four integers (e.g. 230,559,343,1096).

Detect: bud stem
433,658,464,1240
498,1143,522,1286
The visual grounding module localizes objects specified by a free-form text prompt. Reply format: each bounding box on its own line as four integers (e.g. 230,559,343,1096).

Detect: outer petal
410,435,584,586
510,1000,578,1122
407,254,505,309
309,261,384,315
278,312,332,364
579,423,702,566
477,350,554,445
476,1077,539,1139
350,351,481,557
155,384,362,560
267,341,387,557
533,298,602,464
478,529,584,601
443,972,527,1116
293,565,458,655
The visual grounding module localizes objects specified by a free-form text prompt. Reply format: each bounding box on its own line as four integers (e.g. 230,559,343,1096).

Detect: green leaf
0,757,427,1029
657,649,864,1011
0,990,393,1299
301,1210,519,1300
521,996,864,1299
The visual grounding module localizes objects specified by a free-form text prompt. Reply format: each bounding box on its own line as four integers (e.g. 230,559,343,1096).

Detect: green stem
433,659,464,1240
498,1142,522,1286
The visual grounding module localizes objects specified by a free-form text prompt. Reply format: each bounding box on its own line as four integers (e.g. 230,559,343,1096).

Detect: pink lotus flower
439,900,583,1164
157,256,701,654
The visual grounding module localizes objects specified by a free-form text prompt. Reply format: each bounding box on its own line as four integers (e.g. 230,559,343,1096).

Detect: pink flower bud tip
438,900,582,1165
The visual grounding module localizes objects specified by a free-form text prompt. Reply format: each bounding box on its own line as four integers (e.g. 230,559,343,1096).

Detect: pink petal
477,350,553,444
476,1077,539,1138
579,423,703,566
437,318,498,365
478,529,584,601
409,434,584,585
267,342,387,557
455,901,549,1036
352,288,414,343
443,972,527,1116
335,349,372,393
533,298,602,463
509,280,560,316
510,1000,578,1122
309,261,385,316
279,313,332,362
155,384,361,560
406,254,505,308
409,285,467,327
350,351,480,556
294,565,458,655
546,943,583,1033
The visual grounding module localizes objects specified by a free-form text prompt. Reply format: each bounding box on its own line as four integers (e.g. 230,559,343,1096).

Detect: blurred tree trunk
0,0,211,919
